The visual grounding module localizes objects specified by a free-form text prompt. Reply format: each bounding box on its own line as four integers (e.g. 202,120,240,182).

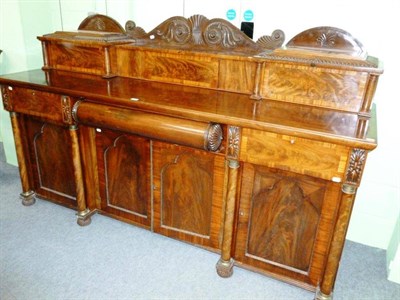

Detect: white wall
0,0,62,164
0,0,399,269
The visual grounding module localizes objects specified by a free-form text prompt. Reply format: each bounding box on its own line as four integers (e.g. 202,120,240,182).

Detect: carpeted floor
1,143,399,300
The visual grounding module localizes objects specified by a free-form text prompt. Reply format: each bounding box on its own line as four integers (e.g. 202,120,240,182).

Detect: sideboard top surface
0,69,376,150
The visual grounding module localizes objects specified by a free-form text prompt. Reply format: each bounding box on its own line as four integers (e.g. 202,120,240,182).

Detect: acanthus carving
227,126,241,159
126,15,284,53
345,148,367,186
61,95,72,124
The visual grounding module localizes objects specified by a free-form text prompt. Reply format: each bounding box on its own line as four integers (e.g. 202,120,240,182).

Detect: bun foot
216,258,234,278
77,216,91,226
76,208,92,226
20,191,36,206
315,288,333,300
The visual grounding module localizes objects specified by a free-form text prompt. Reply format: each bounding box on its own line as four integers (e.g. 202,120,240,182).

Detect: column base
76,208,92,227
216,258,234,278
20,191,36,206
315,288,333,300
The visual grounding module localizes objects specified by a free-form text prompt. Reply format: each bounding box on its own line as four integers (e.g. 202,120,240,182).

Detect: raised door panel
24,117,77,207
235,164,341,289
95,129,151,228
152,141,225,250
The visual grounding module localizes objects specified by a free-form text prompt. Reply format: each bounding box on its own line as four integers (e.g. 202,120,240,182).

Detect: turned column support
10,112,36,206
216,159,240,277
315,183,357,300
69,125,91,226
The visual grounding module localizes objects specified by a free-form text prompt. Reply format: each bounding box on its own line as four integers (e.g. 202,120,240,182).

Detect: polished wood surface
96,129,151,227
235,164,341,289
24,118,77,207
0,14,382,300
0,69,377,149
152,142,225,250
240,129,349,181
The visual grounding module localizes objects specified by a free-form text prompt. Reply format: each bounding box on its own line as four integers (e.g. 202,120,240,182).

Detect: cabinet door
24,117,77,207
235,163,341,288
95,129,151,228
152,141,225,250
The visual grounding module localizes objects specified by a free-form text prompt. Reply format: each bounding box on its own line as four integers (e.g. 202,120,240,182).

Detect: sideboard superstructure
0,14,382,300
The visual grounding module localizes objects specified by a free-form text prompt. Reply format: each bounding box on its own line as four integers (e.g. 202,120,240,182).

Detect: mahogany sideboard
0,14,382,299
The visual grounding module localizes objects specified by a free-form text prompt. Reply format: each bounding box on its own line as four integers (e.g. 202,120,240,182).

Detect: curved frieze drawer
240,128,349,181
2,86,71,124
73,101,223,151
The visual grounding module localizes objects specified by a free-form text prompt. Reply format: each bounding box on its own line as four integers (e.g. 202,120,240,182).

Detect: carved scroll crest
125,15,284,53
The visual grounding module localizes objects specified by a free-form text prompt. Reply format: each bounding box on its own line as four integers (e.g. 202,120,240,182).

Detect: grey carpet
1,143,399,300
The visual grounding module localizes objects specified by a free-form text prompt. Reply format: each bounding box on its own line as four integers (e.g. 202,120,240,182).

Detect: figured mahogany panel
235,164,341,288
152,141,225,250
24,117,77,207
47,42,105,75
117,48,219,88
240,128,349,181
262,63,368,112
218,60,256,93
95,129,151,227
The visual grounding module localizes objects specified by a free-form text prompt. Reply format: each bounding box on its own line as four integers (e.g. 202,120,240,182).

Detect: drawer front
8,87,71,124
240,128,349,181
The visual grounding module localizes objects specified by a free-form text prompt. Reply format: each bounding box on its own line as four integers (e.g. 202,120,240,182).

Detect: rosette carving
206,123,223,152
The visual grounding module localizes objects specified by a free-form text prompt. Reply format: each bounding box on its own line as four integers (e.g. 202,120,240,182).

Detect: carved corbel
1,85,11,111
342,148,367,194
227,126,241,160
61,95,73,124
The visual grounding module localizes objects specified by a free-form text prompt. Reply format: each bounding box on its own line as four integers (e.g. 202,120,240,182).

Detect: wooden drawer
240,128,349,181
7,87,71,124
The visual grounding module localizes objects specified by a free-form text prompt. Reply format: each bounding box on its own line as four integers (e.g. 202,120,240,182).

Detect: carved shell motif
317,33,336,48
286,26,367,57
189,15,206,45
